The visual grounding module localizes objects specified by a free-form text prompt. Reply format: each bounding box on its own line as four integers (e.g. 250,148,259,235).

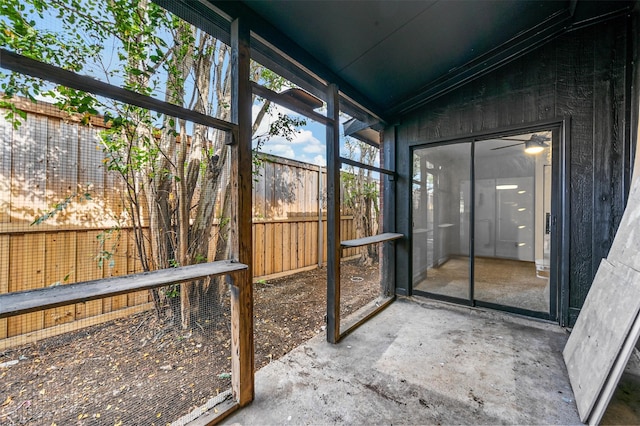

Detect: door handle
545,213,552,234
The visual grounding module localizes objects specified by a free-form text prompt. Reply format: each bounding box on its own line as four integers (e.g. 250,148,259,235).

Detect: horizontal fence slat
0,216,355,233
0,261,247,319
0,303,153,351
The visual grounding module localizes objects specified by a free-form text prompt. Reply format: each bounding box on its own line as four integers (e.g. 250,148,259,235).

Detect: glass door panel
473,133,551,313
412,143,471,301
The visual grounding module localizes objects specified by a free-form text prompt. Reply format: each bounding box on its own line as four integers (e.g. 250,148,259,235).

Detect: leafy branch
31,191,93,225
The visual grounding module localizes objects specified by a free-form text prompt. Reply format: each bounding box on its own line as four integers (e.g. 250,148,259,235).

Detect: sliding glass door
412,142,471,302
412,131,554,318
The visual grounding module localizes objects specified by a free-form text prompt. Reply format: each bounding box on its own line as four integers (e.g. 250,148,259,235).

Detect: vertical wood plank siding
394,17,635,326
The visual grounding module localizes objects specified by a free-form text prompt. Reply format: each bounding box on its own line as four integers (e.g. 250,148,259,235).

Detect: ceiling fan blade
491,142,523,151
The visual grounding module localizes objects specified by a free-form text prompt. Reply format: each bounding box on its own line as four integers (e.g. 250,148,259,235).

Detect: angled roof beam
387,8,574,118
388,3,634,118
343,117,384,134
251,81,332,126
204,0,388,122
343,118,381,148
347,132,380,149
156,0,387,128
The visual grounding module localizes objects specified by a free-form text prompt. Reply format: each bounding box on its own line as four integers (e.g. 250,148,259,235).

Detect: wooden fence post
317,164,324,267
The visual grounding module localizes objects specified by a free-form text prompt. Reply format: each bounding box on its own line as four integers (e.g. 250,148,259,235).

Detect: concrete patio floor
224,297,640,425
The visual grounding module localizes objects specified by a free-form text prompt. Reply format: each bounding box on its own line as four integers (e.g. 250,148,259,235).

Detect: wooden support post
230,17,254,407
326,84,341,343
395,126,412,297
381,127,397,297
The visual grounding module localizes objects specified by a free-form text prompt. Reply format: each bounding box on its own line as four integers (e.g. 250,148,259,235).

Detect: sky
252,103,327,167
1,1,380,170
251,103,382,170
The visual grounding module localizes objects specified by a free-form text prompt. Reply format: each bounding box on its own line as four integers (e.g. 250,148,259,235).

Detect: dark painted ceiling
228,0,634,120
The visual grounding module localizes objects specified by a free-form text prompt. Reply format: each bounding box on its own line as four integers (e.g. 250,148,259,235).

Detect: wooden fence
0,98,358,347
252,154,360,279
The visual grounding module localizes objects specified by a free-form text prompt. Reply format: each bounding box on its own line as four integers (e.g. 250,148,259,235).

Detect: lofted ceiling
211,0,635,121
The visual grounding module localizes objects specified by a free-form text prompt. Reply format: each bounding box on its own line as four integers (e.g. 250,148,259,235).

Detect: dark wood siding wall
393,15,637,326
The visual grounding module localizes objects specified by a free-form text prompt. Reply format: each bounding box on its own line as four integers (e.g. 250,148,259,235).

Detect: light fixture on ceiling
490,133,550,153
524,134,550,154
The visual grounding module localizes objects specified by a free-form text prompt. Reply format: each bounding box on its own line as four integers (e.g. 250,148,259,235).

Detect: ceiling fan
490,134,550,154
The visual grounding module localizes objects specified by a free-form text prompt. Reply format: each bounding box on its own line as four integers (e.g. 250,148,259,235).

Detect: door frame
407,118,570,324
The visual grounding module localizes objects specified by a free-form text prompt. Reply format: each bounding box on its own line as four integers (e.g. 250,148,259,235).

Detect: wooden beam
387,9,574,118
345,131,380,149
340,232,403,248
326,83,341,344
340,157,395,176
208,1,385,121
343,117,384,136
251,81,332,125
230,17,254,407
0,48,237,133
381,126,398,297
338,296,395,340
0,261,247,319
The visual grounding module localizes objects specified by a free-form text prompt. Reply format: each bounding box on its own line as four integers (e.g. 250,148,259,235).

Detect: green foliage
252,113,307,179
259,68,287,91
0,0,105,125
95,228,121,269
0,0,177,127
164,259,180,299
164,284,180,298
252,151,266,181
1,0,313,327
0,99,27,129
30,191,92,225
269,113,306,142
49,271,72,287
218,216,230,229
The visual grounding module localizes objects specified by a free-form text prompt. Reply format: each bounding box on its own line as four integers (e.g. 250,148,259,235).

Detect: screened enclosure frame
167,1,400,345
1,3,403,422
0,15,256,422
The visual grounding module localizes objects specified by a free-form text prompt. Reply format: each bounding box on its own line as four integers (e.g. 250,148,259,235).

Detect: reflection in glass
473,133,551,312
411,132,552,315
412,143,471,300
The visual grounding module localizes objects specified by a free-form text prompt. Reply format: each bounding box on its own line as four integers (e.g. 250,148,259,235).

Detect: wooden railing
0,260,247,319
340,232,403,248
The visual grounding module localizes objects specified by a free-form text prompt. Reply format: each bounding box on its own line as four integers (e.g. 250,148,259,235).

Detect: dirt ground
0,260,381,425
